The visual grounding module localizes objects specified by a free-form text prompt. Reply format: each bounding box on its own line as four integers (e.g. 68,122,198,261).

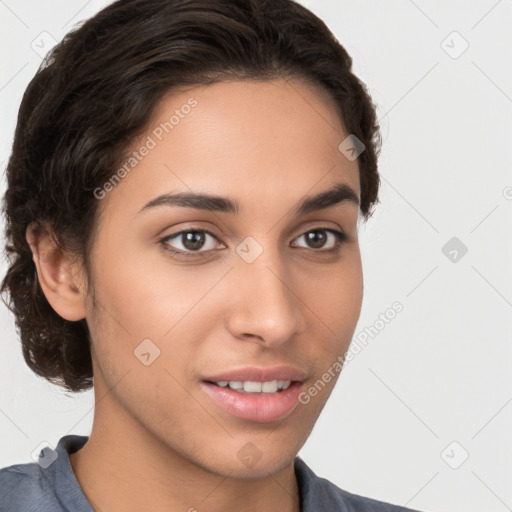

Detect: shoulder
294,456,423,512
0,435,90,512
0,460,51,511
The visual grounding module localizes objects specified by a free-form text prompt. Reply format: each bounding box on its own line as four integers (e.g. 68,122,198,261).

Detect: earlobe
25,222,87,322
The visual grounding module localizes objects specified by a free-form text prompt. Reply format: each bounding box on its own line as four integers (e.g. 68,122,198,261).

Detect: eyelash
160,227,348,259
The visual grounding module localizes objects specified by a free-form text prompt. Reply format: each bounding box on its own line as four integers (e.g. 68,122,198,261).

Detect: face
81,78,363,478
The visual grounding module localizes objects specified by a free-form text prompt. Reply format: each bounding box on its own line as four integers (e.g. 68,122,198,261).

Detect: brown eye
293,229,347,251
161,229,220,256
180,231,207,251
304,230,328,249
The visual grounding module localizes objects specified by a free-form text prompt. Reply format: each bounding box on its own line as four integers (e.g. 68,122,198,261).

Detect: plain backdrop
1,2,511,511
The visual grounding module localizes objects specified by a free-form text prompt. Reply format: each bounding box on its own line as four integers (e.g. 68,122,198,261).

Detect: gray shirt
0,435,422,511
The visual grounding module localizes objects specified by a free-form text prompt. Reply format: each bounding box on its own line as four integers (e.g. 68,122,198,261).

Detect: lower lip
200,381,303,423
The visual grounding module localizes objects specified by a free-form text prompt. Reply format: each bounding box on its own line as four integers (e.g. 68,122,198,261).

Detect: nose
224,244,306,347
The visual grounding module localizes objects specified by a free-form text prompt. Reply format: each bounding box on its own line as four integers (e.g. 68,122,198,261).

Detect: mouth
200,366,306,423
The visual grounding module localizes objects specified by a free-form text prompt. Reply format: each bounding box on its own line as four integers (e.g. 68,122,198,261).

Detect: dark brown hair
1,0,381,393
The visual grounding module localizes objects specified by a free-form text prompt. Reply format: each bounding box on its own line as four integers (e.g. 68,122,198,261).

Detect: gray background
1,1,511,511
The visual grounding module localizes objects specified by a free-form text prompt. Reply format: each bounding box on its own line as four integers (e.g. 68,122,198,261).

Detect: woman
0,0,422,510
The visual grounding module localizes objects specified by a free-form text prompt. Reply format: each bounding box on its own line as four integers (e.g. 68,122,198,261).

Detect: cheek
302,251,363,375
307,252,363,329
91,243,224,338
85,252,220,421
86,245,232,391
295,262,362,413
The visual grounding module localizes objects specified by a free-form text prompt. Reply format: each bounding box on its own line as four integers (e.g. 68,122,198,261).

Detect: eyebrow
137,182,359,216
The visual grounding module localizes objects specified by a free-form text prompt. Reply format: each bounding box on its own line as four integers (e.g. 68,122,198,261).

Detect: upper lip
202,365,307,383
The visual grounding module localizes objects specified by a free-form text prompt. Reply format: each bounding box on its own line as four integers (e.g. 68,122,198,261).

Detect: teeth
243,381,263,393
214,380,292,393
261,381,278,393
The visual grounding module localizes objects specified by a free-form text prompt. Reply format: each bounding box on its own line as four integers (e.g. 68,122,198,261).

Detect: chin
195,442,298,480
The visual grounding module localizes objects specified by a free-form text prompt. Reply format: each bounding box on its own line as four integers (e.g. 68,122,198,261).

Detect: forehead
96,78,360,219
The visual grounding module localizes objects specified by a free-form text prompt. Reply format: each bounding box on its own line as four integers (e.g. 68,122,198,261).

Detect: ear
25,222,88,322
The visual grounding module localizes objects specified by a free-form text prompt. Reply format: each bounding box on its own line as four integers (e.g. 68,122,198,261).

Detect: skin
26,78,364,512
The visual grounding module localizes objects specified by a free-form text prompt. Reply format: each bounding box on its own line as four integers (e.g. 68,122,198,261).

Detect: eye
160,227,348,259
161,229,222,257
292,228,347,252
